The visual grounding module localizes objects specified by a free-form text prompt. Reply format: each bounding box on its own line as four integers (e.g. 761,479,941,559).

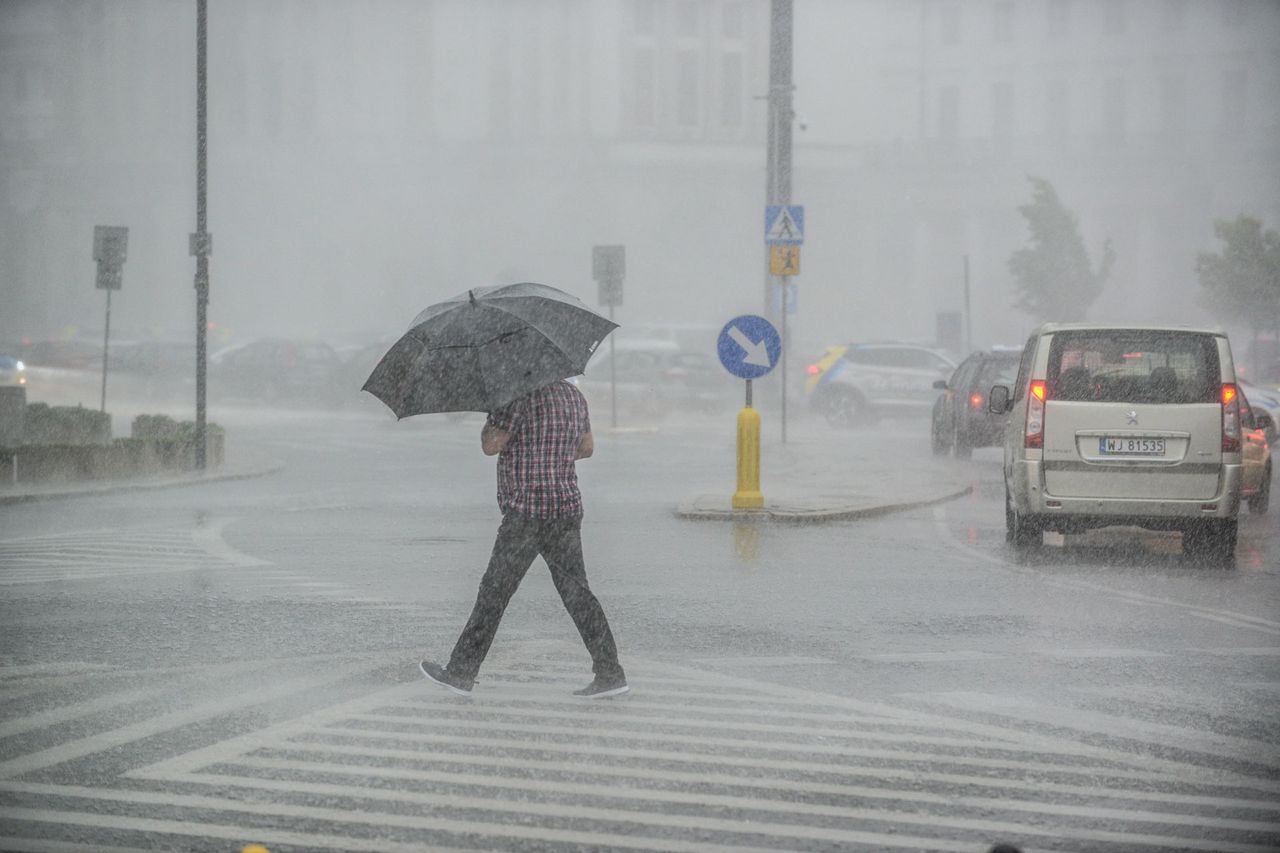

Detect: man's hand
481,422,511,456
575,430,594,460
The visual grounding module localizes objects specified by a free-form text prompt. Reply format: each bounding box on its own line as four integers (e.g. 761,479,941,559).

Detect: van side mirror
932,379,948,390
988,385,1010,414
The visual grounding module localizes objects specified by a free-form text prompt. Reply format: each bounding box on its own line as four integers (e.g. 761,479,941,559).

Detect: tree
1008,177,1115,322
1196,215,1280,337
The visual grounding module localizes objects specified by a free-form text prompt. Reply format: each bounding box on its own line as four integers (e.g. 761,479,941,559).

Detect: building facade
2,0,1277,359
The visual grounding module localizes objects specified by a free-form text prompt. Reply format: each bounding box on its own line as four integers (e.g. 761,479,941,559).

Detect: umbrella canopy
363,282,618,417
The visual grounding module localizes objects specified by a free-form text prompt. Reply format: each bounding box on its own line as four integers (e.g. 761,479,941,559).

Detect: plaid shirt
487,380,591,518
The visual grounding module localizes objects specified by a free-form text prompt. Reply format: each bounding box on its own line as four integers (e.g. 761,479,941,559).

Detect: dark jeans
447,511,624,682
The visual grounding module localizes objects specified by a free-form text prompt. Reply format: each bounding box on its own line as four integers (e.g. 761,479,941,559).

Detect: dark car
931,349,1020,457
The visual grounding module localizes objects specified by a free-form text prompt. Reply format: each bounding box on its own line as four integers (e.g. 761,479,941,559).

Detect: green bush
23,403,111,446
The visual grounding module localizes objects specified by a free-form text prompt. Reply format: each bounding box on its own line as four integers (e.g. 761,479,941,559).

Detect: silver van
989,324,1243,560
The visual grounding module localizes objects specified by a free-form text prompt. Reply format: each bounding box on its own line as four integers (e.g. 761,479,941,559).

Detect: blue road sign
764,205,804,245
718,315,782,380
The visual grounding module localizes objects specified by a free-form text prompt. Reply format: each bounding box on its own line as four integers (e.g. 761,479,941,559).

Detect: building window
1163,0,1186,32
940,4,961,45
1048,0,1070,38
992,81,1013,140
677,49,699,126
1047,79,1069,137
1103,77,1127,140
1161,74,1186,135
721,52,743,127
1104,0,1127,34
993,2,1014,42
938,85,959,141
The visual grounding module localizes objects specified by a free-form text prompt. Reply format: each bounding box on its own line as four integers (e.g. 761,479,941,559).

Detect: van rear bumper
1010,459,1242,521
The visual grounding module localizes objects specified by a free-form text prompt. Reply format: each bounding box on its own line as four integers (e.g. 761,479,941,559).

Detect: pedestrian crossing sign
769,245,800,276
764,205,804,245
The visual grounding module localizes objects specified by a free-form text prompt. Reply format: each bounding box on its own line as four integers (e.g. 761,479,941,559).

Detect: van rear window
1046,331,1220,404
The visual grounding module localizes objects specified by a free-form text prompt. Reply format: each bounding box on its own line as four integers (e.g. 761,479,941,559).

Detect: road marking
229,752,1280,836
0,788,960,853
130,765,1280,853
906,691,1280,775
0,805,485,853
0,657,389,779
248,736,1280,814
931,506,1280,635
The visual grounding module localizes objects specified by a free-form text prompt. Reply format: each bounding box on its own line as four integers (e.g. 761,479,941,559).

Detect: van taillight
1222,382,1241,452
1024,380,1046,449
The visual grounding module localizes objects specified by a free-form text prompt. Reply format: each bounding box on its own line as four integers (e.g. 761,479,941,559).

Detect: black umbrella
363,282,618,417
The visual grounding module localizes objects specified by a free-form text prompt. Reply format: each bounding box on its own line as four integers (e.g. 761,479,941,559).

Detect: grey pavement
671,413,973,522
0,410,973,521
0,446,283,506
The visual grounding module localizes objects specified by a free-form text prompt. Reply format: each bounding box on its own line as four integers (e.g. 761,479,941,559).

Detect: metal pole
608,304,617,429
963,254,972,355
764,0,794,323
100,289,112,412
780,279,787,444
194,0,209,470
765,0,793,443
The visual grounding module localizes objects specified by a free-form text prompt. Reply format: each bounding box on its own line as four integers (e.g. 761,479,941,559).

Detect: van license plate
1099,437,1166,455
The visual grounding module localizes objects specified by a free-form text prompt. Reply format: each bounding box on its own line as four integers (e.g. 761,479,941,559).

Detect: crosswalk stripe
0,788,911,853
0,658,389,779
230,753,1280,835
913,692,1280,774
0,805,487,853
140,769,1280,852
322,719,1191,787
253,737,1280,814
376,701,1044,752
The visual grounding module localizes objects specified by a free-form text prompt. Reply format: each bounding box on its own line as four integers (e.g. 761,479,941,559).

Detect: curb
0,460,285,506
674,483,973,524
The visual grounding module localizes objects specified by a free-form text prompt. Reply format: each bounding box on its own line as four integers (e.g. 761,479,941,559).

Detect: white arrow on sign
729,325,772,367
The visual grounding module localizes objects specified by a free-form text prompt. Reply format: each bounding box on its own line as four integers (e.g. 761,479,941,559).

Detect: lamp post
192,0,211,469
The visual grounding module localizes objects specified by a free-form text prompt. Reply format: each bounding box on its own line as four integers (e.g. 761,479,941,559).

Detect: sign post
93,225,128,413
717,315,782,509
592,244,625,428
765,205,803,444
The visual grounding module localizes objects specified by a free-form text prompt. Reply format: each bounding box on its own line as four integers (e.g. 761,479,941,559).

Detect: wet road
1,407,1278,851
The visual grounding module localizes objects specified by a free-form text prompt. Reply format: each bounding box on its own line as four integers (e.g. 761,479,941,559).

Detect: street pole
193,0,210,470
963,254,972,355
100,290,112,412
608,304,617,429
765,0,793,444
764,0,794,325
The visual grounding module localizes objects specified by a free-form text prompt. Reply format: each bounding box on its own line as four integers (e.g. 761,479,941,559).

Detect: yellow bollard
732,405,764,509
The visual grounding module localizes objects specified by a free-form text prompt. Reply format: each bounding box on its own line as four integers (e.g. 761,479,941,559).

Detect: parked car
210,338,344,405
1238,390,1273,514
578,338,736,420
807,342,955,426
1240,379,1280,445
930,349,1020,457
0,355,27,387
989,323,1247,560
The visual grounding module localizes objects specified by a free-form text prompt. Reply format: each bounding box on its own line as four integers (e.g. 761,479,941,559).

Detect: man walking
419,379,628,698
